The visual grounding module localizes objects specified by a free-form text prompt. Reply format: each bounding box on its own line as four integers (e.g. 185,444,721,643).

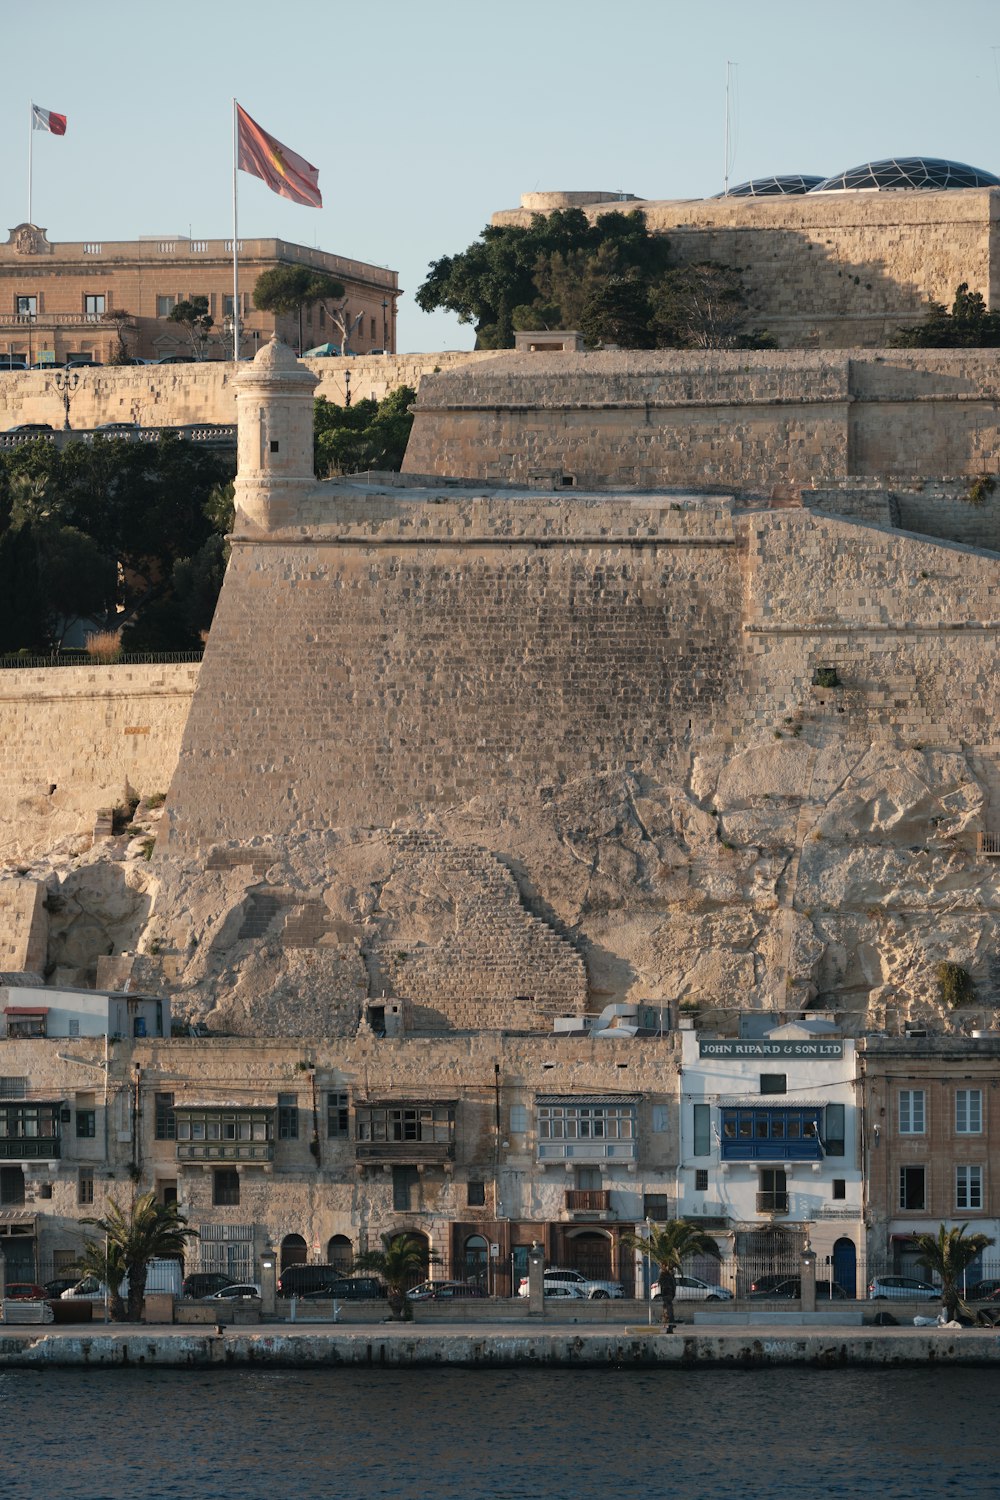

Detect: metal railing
977,832,1000,857
0,651,203,671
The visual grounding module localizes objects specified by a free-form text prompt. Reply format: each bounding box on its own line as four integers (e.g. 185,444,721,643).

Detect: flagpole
28,102,33,225
232,99,241,363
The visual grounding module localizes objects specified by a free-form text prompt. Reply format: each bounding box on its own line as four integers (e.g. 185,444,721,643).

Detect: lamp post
527,1238,545,1316
381,298,388,352
343,367,351,408
53,369,79,431
259,1244,277,1319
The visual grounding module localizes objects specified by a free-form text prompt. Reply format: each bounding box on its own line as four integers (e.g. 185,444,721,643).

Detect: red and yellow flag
236,104,321,208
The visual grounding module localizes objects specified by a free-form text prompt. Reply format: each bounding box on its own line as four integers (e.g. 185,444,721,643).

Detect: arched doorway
565,1229,613,1282
280,1233,307,1271
832,1236,857,1298
462,1234,489,1290
326,1234,353,1274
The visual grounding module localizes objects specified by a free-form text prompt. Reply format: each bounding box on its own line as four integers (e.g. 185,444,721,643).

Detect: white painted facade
1,984,169,1040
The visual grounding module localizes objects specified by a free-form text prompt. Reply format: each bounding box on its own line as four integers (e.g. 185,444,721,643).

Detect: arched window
327,1234,353,1274
280,1233,307,1272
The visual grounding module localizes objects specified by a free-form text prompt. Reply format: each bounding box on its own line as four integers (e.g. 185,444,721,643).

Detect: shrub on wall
937,961,975,1007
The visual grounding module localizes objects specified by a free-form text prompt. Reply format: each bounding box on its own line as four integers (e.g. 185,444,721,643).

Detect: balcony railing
0,1137,60,1160
978,832,1000,858
176,1141,273,1163
355,1140,455,1164
756,1191,790,1215
565,1189,611,1212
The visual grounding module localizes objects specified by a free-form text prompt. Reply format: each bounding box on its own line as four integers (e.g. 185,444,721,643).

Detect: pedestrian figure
658,1262,676,1331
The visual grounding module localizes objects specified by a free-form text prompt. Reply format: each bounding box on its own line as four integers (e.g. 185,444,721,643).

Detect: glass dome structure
721,175,825,198
810,157,1000,193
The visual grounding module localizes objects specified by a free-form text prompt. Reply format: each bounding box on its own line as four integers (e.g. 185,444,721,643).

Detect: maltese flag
32,104,67,136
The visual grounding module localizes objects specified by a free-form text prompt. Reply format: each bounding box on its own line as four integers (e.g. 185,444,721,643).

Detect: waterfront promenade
3,1316,1000,1369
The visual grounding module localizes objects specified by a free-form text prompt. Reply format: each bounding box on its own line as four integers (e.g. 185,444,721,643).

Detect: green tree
650,263,774,350
168,296,215,360
101,307,136,365
252,266,346,352
892,282,1000,348
353,1231,439,1320
915,1222,995,1321
620,1218,723,1292
80,1190,198,1322
313,385,415,476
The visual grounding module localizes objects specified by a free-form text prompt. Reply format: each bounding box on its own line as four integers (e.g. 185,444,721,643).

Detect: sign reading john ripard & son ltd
698,1039,844,1058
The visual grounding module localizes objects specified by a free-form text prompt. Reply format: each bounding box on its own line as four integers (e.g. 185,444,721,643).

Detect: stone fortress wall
492,186,1000,347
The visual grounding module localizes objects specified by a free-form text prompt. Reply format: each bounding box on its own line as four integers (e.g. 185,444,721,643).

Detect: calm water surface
2,1365,997,1499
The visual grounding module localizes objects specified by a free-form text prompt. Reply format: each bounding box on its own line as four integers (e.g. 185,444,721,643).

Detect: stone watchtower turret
232,334,319,531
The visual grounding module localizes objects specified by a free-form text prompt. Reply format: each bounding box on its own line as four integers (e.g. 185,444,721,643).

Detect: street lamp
343,367,351,408
259,1243,277,1319
52,369,79,431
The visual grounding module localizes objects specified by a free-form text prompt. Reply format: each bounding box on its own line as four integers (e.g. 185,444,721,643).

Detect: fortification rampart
0,351,492,431
492,187,1000,347
0,662,198,863
402,350,1000,494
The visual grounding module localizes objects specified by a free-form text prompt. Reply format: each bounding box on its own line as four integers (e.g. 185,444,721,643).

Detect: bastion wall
492,187,1000,347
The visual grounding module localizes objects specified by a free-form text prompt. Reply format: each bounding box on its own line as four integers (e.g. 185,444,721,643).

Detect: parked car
966,1279,1000,1301
277,1263,355,1298
406,1280,488,1302
183,1273,238,1299
43,1276,80,1299
517,1267,625,1300
155,354,196,364
651,1274,733,1302
61,1275,108,1300
28,360,66,370
749,1272,800,1296
93,421,139,432
61,1258,182,1301
5,1283,46,1300
6,422,53,432
747,1278,848,1300
299,1276,385,1302
538,1283,588,1299
206,1283,261,1301
0,355,27,370
868,1275,940,1301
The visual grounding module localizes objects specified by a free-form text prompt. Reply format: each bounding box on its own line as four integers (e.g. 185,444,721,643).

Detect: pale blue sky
5,0,1000,351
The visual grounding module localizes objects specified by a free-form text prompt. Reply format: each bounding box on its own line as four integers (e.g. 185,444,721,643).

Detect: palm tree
81,1190,198,1322
621,1219,723,1297
914,1222,995,1322
353,1232,439,1320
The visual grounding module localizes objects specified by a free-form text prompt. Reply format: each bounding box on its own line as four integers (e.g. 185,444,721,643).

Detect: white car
61,1276,109,1300
206,1282,261,1300
517,1267,625,1300
651,1274,733,1302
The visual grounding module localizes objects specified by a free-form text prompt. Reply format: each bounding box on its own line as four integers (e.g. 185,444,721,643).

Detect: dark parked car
748,1278,849,1300
748,1273,798,1296
406,1281,488,1302
183,1273,238,1299
6,422,53,432
43,1276,80,1299
300,1277,385,1301
966,1279,1000,1301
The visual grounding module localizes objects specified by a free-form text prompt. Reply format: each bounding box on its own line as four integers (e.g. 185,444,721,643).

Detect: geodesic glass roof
810,157,1000,192
721,175,825,197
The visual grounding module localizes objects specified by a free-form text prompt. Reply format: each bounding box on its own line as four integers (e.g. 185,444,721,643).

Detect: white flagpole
28,102,33,224
232,99,241,363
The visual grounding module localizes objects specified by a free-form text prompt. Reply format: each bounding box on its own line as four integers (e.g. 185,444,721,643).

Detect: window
213,1168,240,1206
160,1181,178,1207
277,1094,299,1140
898,1090,925,1135
326,1092,349,1138
392,1164,418,1211
536,1098,637,1161
16,296,37,318
956,1089,982,1135
467,1180,486,1206
223,294,234,317
154,1093,176,1141
371,317,376,339
956,1165,983,1210
720,1105,822,1160
899,1165,926,1210
509,1104,528,1134
644,1193,672,1219
757,1167,787,1213
651,1105,669,1133
824,1102,845,1156
0,1078,26,1099
0,1103,59,1140
0,1167,25,1205
78,1170,94,1206
693,1103,711,1156
695,1168,709,1191
356,1103,455,1149
75,1110,96,1139
84,294,105,319
156,295,176,317
832,1178,846,1200
760,1073,787,1095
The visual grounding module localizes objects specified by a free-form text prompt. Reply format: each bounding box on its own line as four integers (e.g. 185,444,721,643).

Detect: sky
5,0,1000,353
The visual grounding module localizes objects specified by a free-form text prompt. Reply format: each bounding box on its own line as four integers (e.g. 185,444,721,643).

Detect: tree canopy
0,433,234,656
80,1189,198,1321
168,296,215,360
313,385,415,476
914,1222,996,1321
621,1218,723,1275
354,1231,439,1319
417,208,771,350
892,282,1000,348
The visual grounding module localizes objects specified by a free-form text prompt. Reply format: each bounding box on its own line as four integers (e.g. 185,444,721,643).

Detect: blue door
833,1237,857,1298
